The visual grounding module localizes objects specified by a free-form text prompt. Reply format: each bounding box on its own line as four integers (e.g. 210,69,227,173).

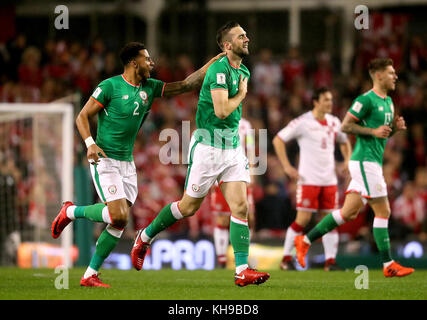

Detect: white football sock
236,264,249,274
283,224,303,257
322,229,339,261
66,205,77,220
140,228,152,243
383,260,394,268
83,266,98,279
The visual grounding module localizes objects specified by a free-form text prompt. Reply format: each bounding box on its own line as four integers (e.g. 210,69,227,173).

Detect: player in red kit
273,87,352,271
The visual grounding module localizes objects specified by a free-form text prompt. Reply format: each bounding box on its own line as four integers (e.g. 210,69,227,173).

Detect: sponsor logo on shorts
375,184,383,192
108,185,117,195
302,199,311,207
192,184,200,192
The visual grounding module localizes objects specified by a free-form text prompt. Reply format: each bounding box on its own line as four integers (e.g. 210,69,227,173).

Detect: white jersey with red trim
277,111,347,186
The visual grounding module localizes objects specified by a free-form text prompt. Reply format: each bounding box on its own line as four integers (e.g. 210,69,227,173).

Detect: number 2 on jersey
133,102,140,116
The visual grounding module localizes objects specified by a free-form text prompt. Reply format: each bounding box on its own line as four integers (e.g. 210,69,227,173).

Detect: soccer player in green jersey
51,42,224,287
294,58,414,277
131,21,270,287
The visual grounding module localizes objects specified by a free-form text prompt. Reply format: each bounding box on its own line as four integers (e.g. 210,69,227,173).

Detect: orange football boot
383,261,414,278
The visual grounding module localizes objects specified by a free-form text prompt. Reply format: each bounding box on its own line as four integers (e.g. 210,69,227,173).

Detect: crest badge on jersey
108,185,117,195
139,91,148,103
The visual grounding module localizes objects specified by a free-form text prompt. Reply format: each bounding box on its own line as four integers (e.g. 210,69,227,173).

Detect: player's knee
230,200,248,220
295,214,311,227
110,207,129,228
179,203,200,217
342,208,360,221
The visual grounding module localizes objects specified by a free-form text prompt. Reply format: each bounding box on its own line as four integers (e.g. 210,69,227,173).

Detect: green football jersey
194,56,250,149
347,89,395,165
90,74,165,161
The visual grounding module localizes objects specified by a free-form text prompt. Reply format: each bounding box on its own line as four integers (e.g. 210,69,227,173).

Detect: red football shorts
296,185,338,212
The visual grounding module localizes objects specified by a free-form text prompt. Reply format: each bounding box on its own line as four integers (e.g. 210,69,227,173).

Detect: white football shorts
89,157,138,205
184,136,250,198
346,160,388,203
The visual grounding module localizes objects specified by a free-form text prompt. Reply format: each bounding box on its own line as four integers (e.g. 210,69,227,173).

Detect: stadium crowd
0,11,426,253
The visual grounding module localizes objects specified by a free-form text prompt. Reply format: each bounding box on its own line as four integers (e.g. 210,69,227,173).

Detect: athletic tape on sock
102,206,113,224
332,209,346,225
170,201,184,220
106,224,124,238
373,217,389,228
230,215,248,226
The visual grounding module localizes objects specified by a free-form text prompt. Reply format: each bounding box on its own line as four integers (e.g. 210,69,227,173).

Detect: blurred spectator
281,46,305,91
312,51,333,89
18,46,43,88
153,54,174,83
174,54,195,81
408,35,427,74
252,48,282,99
6,33,27,80
392,182,426,240
409,123,426,168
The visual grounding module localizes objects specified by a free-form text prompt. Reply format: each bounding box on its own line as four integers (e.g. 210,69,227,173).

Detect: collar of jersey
121,74,140,88
226,56,240,69
371,88,387,100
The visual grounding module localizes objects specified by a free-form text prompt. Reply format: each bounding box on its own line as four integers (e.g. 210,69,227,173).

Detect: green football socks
373,217,392,263
306,210,345,243
145,202,184,239
69,203,112,224
230,216,250,268
89,225,123,271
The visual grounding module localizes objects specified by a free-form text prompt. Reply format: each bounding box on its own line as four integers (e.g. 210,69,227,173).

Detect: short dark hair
312,87,331,103
119,42,146,66
368,58,393,76
216,21,240,50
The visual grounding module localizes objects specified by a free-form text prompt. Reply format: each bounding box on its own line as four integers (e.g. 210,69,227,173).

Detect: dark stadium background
0,0,426,270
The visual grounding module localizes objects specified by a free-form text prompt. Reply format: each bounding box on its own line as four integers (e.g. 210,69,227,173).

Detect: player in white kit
210,118,255,267
273,87,352,270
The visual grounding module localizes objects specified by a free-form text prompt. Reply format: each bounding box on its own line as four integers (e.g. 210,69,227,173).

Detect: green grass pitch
0,267,426,300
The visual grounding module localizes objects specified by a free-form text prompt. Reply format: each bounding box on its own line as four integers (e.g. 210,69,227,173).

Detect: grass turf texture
0,267,426,300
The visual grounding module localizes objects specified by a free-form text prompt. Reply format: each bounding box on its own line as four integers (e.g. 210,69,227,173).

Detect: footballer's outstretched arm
211,75,248,119
163,52,226,98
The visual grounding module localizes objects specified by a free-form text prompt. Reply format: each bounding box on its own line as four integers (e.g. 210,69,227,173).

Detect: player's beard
233,46,249,58
138,66,150,81
228,40,248,58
